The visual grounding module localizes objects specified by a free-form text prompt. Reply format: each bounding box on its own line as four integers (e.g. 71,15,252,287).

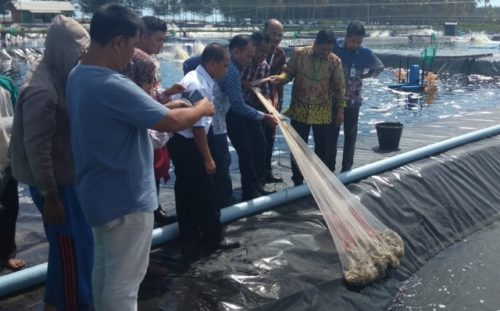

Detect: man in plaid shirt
239,31,274,200
241,37,272,111
263,19,286,183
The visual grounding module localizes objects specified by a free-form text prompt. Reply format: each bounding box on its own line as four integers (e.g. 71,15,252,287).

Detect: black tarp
136,135,500,310
374,52,500,76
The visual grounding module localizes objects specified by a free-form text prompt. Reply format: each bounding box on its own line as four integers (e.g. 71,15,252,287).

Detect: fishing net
253,88,405,286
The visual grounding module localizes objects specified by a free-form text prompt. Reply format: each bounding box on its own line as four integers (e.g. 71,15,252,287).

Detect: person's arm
193,127,215,175
269,49,297,85
364,66,384,79
162,84,185,97
331,59,347,126
219,64,269,122
276,83,284,112
151,85,170,105
148,129,171,149
274,50,287,112
246,65,278,126
362,50,384,79
21,89,64,225
164,99,191,109
151,97,214,132
41,192,65,225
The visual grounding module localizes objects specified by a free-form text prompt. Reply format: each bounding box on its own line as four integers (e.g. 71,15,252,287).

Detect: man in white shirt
168,44,239,260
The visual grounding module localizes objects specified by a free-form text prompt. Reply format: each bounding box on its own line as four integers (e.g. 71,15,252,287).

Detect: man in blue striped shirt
330,21,384,173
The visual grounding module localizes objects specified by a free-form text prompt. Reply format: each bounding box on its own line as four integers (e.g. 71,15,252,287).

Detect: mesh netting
253,88,405,286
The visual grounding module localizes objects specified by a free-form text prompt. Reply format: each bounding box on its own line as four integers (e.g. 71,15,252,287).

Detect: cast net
253,88,405,286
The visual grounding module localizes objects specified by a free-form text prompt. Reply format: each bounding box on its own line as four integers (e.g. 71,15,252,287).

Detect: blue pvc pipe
2,124,500,297
341,124,500,185
152,184,311,246
0,263,47,297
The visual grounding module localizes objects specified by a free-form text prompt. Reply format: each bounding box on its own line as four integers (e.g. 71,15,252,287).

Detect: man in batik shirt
270,30,346,187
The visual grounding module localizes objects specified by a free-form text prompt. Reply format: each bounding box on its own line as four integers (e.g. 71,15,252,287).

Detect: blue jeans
208,128,233,207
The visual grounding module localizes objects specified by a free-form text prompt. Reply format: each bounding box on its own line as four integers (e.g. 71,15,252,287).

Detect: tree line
58,0,500,24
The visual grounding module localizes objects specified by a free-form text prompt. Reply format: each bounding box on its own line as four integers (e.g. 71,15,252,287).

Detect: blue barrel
409,64,420,85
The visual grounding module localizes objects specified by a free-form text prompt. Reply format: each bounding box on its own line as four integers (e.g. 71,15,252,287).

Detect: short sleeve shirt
66,64,169,226
175,65,214,138
332,39,384,108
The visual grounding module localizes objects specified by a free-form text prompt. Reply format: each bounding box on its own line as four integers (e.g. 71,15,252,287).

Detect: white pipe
1,124,500,297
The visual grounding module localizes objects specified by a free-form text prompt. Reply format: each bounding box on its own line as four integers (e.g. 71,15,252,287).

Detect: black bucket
375,122,403,151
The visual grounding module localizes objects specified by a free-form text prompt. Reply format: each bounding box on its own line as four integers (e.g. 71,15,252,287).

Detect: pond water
388,222,500,311
156,45,500,138
367,35,500,56
3,37,499,134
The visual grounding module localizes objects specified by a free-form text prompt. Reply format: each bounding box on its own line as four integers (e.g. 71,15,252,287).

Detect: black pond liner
137,135,500,310
374,52,500,76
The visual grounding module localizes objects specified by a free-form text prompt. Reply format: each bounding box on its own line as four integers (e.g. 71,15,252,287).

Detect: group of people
0,4,383,310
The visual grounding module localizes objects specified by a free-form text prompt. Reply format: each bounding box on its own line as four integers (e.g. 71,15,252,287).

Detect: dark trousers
207,128,233,208
168,134,221,245
226,110,267,195
330,106,360,172
290,119,334,185
0,173,19,263
262,122,276,178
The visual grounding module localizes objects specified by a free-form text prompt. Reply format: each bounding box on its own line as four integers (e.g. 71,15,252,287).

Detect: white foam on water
370,30,391,38
469,32,493,43
173,46,189,61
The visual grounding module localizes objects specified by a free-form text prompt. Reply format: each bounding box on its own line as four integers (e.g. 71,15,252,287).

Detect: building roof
12,1,75,13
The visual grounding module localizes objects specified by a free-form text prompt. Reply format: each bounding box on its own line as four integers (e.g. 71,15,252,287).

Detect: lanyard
268,51,276,68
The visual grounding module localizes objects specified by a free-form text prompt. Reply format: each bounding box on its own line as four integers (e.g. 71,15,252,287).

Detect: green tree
151,0,171,19
169,0,181,21
78,0,117,15
122,0,152,14
0,0,11,22
209,0,489,25
198,0,215,19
